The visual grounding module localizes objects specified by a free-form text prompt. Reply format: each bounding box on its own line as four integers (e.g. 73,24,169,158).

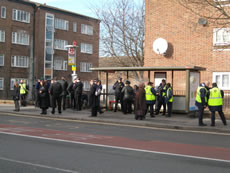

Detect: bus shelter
90,66,206,113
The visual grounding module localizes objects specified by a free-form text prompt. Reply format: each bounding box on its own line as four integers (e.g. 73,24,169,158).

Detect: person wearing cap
207,83,227,126
59,77,68,110
155,79,167,115
121,80,134,114
165,83,173,117
113,77,125,112
145,81,156,118
195,82,208,126
89,79,99,117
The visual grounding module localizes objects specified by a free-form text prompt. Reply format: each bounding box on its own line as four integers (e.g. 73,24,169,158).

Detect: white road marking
0,156,80,173
0,131,230,164
1,112,230,136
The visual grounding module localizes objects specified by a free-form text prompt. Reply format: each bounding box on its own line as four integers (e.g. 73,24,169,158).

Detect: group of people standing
195,82,227,126
112,78,173,120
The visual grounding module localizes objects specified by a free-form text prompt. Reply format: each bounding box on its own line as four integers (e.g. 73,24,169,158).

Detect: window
80,62,92,72
12,31,30,45
0,78,3,90
213,72,230,90
82,81,90,91
12,9,30,23
54,39,68,50
11,56,29,68
0,54,4,66
213,28,230,46
10,78,28,90
54,59,67,71
80,43,93,54
55,18,69,30
73,22,77,32
1,6,6,19
0,30,5,42
81,24,93,35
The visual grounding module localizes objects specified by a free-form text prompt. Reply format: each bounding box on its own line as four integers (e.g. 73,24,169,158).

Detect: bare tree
92,0,145,79
176,0,230,26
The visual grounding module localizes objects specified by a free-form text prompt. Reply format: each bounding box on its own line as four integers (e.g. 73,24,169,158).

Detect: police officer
113,77,124,112
207,83,227,126
19,80,28,106
145,82,156,118
165,83,173,117
156,79,167,115
195,83,208,126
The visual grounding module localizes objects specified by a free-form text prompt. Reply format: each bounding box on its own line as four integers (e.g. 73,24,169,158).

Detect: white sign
189,72,200,111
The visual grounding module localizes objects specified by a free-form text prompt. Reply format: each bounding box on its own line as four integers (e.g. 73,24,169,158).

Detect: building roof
15,0,100,21
90,66,206,72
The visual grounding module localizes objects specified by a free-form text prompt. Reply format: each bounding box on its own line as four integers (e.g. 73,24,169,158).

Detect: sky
29,0,117,18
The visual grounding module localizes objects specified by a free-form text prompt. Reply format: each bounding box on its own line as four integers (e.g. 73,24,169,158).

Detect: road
0,113,230,173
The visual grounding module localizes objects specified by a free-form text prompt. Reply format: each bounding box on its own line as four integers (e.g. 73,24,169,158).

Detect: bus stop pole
148,71,150,82
106,71,108,110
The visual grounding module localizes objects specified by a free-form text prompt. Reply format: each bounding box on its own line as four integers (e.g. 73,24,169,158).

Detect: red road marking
0,124,230,161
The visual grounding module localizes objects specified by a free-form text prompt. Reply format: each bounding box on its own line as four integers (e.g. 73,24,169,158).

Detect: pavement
0,104,229,133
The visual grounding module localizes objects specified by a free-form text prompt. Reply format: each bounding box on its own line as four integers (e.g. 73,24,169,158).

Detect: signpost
65,41,78,81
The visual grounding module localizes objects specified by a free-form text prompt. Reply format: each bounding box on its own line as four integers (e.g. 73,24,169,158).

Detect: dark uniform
50,80,63,114
195,84,208,126
156,83,167,115
165,84,173,117
59,78,68,110
74,80,83,111
113,79,124,112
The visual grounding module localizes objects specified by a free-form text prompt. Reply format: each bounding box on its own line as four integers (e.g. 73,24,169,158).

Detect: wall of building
145,0,230,91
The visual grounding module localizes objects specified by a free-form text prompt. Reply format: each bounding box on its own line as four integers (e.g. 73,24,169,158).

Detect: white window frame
1,6,6,19
80,43,93,54
213,72,230,90
0,54,4,66
81,24,93,35
55,18,69,31
80,62,92,72
53,59,67,71
73,22,77,32
54,39,68,50
82,81,90,91
213,28,230,46
0,78,4,90
0,30,5,42
12,31,30,45
12,9,30,23
10,78,28,90
11,55,29,68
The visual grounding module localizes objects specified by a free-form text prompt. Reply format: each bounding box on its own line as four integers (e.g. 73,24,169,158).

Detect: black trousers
52,96,62,113
211,111,227,125
156,99,166,114
75,94,82,110
62,94,67,110
123,99,132,114
91,106,98,117
197,106,205,125
146,104,154,117
70,93,75,109
115,95,123,112
167,102,173,117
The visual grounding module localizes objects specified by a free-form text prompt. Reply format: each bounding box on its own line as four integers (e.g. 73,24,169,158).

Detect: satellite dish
198,18,208,26
153,38,168,55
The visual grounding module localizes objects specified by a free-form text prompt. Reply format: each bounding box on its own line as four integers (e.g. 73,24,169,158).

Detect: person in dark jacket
207,83,227,126
49,77,63,114
39,80,50,115
156,79,167,115
195,83,208,126
59,77,68,110
89,79,98,117
35,79,41,107
12,82,20,112
74,78,83,111
113,77,124,112
67,78,77,109
135,83,147,120
121,80,134,114
165,83,173,117
96,80,104,114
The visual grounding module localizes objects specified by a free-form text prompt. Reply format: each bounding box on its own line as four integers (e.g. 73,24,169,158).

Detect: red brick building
145,0,230,92
0,0,100,99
